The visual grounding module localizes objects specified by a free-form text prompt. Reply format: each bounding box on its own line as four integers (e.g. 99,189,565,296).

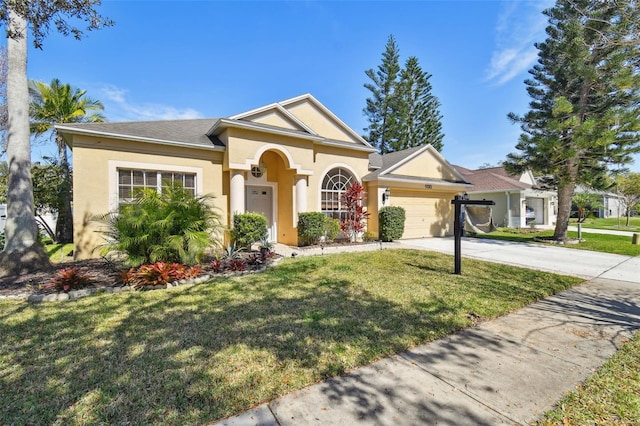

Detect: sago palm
29,78,106,243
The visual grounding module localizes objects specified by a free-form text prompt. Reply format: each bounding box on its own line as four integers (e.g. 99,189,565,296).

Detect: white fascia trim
273,104,318,135
279,93,374,148
56,126,224,152
380,144,468,184
319,139,378,153
379,145,431,176
209,119,324,142
229,102,280,120
377,175,471,189
229,102,318,136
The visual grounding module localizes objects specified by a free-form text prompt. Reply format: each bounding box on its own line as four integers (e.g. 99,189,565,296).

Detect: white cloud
97,84,204,122
485,1,553,86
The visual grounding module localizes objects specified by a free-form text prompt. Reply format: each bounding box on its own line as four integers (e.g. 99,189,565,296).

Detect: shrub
363,231,377,242
123,262,203,288
98,183,222,266
232,212,268,249
324,217,341,242
340,182,370,242
45,267,92,292
379,206,406,242
227,258,246,272
298,212,327,246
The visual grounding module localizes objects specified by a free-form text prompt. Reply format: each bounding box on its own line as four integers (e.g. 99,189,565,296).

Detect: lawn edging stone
3,258,283,304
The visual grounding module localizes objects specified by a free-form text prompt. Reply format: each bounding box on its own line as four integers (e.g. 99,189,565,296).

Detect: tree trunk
55,138,74,243
554,182,575,240
0,10,51,276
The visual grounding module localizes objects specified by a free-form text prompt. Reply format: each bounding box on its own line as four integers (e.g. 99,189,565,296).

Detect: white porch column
229,170,246,224
295,175,308,223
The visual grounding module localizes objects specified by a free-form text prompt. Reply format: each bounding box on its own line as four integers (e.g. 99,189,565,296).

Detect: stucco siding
392,154,459,181
72,135,225,260
249,110,302,131
285,101,360,143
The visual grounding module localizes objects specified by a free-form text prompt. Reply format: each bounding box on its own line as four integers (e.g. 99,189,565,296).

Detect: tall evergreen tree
0,1,113,276
363,34,400,154
504,0,640,241
392,56,444,152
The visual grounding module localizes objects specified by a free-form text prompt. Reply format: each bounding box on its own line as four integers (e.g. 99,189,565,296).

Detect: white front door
246,186,275,241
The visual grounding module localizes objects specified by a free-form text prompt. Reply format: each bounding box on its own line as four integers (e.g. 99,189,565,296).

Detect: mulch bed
0,255,276,299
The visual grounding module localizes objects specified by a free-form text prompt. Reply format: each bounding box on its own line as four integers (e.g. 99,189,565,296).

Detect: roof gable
455,165,533,192
229,102,316,134
364,145,469,185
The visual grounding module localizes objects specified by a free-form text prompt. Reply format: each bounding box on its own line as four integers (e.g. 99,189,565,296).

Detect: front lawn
537,330,640,425
0,249,581,425
571,216,640,233
473,229,640,256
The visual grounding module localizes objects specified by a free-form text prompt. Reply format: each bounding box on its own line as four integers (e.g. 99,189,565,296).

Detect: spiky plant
98,183,223,266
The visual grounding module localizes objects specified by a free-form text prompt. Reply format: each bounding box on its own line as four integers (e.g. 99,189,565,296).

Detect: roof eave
55,125,225,152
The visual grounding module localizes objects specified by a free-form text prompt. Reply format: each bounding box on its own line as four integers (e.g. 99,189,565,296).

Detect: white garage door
391,190,454,238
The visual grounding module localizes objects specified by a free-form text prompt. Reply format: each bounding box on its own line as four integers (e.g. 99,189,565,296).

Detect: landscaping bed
0,253,278,301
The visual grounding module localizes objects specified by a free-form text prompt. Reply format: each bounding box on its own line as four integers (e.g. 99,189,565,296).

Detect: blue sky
14,0,640,172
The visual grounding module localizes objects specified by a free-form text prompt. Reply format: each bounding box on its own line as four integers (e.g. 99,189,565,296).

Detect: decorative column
229,170,245,225
295,175,308,223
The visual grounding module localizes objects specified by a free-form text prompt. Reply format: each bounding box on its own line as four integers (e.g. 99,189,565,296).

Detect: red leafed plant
211,259,224,273
340,181,370,242
131,262,176,287
126,262,203,288
227,258,246,272
45,267,92,292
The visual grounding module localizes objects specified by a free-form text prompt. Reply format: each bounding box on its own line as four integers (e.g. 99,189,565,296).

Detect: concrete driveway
398,237,640,283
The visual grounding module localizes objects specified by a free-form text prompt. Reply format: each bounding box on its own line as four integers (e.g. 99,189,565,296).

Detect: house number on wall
425,184,432,189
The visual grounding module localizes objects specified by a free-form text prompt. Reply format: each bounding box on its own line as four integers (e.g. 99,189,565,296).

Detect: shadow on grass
0,257,464,425
0,251,584,425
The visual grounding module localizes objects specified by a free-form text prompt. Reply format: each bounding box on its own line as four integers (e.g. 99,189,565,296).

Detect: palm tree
29,78,106,243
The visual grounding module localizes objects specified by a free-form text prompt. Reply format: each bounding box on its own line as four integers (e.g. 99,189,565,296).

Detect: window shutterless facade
321,167,354,220
117,169,196,204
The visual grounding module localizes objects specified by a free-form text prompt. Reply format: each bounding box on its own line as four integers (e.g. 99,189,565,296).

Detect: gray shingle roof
58,119,225,148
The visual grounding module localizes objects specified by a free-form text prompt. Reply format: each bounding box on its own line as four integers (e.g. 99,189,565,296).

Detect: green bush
297,212,327,246
99,183,222,266
297,213,344,245
379,206,406,242
233,212,268,249
324,217,341,242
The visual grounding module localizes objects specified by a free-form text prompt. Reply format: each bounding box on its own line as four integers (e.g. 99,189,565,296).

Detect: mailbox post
451,195,495,275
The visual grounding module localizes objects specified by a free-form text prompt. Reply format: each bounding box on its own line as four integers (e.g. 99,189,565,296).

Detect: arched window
321,168,354,220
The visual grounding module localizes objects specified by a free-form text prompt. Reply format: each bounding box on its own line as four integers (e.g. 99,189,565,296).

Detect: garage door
391,190,454,238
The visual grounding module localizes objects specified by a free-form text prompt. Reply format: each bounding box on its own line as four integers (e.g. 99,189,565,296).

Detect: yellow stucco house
56,94,469,259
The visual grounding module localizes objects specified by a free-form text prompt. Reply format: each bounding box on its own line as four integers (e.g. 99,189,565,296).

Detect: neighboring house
455,165,557,228
574,185,623,218
57,94,470,259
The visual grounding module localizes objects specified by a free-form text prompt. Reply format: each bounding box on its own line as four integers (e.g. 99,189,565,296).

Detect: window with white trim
321,167,354,220
118,169,196,205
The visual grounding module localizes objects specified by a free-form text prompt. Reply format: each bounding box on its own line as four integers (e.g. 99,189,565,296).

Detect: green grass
45,242,75,263
537,331,640,425
473,229,640,256
570,216,640,232
0,249,581,425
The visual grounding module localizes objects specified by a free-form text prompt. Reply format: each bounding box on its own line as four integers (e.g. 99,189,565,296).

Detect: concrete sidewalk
213,239,640,425
567,225,637,237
